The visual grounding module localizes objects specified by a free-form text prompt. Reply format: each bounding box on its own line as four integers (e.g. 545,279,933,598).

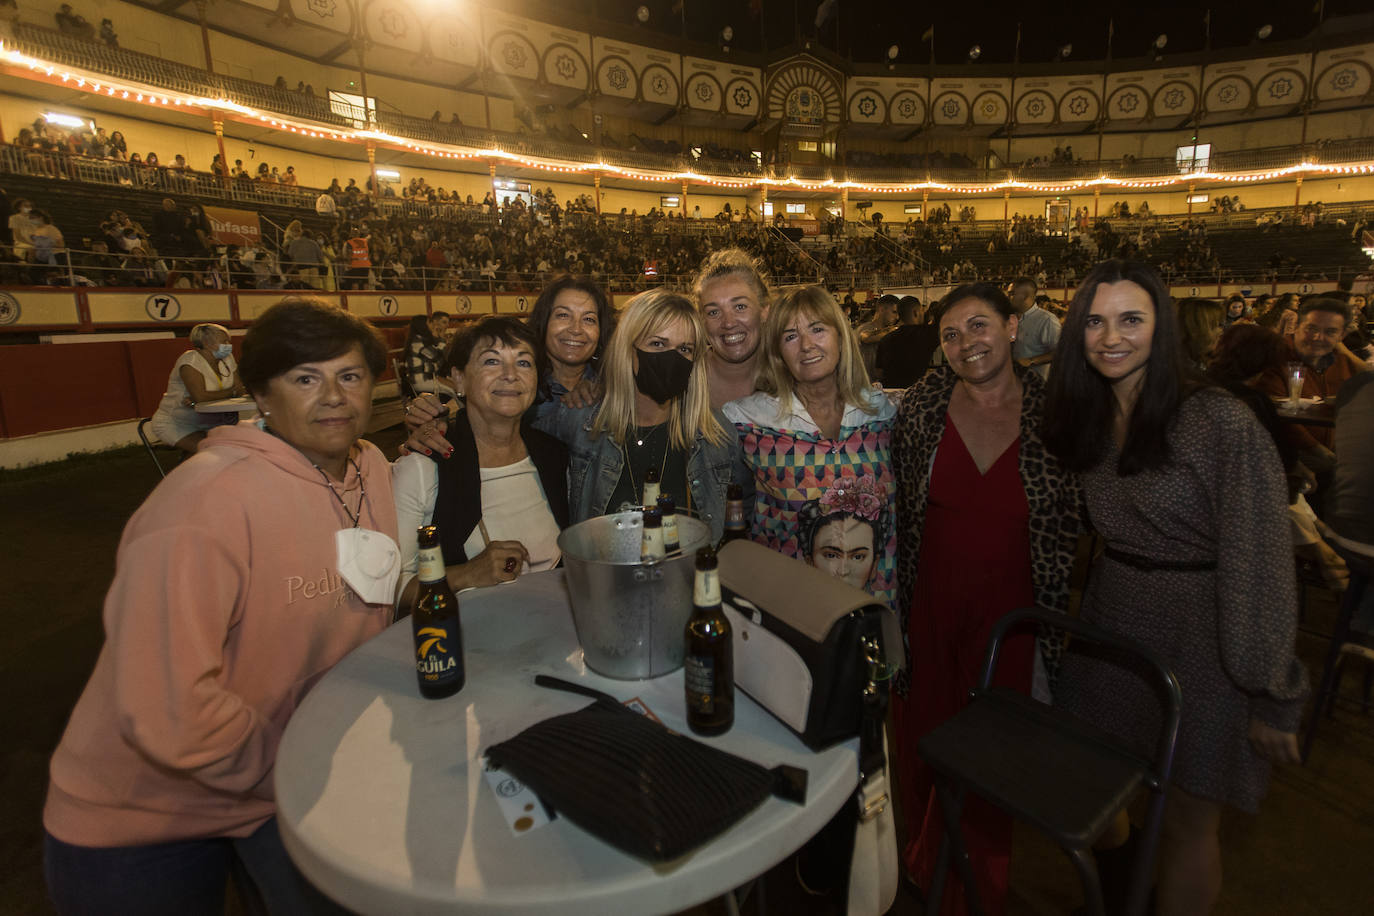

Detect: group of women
46,253,1306,916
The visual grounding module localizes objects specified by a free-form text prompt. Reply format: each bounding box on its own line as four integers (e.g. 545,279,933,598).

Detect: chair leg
1067,846,1105,916
932,779,985,916
1302,575,1364,762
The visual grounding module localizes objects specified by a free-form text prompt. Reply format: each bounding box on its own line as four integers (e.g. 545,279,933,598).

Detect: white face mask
213,343,232,359
335,528,401,605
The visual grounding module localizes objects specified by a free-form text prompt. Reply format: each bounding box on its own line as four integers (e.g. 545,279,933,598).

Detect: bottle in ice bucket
684,545,734,735
657,494,679,553
641,505,666,562
718,483,747,548
412,526,465,699
642,466,661,507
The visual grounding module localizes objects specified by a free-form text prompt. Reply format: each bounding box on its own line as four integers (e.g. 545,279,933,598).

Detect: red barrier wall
1,332,406,439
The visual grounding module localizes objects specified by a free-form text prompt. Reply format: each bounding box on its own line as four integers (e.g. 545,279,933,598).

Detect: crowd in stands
1018,145,1081,168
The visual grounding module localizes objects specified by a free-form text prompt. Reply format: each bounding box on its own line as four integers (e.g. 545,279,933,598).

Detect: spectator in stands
54,3,94,38
99,18,118,47
876,296,939,389
255,163,273,183
284,222,325,287
107,130,127,160
184,204,213,258
145,152,161,169
342,228,371,289
392,316,566,595
27,210,65,272
282,165,298,187
1008,277,1060,379
152,198,186,259
694,248,771,408
858,294,899,379
1175,297,1225,372
8,198,37,262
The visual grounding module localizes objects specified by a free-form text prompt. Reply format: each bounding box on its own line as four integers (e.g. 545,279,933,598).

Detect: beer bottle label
641,525,665,561
642,480,661,506
693,569,720,607
417,546,446,584
662,513,679,547
685,655,715,713
724,501,745,529
415,624,461,683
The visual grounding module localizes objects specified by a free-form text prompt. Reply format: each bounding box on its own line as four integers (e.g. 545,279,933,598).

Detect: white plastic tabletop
195,395,256,413
275,569,858,916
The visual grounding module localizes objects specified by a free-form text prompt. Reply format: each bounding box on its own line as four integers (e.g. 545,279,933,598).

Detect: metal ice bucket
557,510,713,679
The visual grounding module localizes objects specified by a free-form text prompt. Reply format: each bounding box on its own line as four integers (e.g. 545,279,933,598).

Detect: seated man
1263,297,1371,462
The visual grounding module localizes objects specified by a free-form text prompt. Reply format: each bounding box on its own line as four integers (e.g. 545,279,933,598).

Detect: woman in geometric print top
722,284,898,605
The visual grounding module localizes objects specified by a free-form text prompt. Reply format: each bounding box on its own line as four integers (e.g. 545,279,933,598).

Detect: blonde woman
693,248,771,408
722,285,898,604
402,289,750,541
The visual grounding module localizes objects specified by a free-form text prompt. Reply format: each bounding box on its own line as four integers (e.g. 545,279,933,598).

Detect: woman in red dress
890,282,1080,915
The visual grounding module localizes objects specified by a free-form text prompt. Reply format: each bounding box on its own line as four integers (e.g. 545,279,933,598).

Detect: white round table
194,395,256,413
275,570,858,916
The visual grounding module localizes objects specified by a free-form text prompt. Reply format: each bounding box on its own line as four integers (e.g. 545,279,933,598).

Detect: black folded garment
485,676,808,862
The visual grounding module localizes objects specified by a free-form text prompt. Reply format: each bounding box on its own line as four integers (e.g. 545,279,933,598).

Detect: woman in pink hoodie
43,298,396,915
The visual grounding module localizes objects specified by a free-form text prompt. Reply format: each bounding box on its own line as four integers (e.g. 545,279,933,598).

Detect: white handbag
848,730,898,916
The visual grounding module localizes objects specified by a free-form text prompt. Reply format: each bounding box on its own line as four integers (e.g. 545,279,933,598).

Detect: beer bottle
642,467,661,508
657,494,679,553
684,545,734,735
641,506,665,562
719,483,748,548
412,526,465,699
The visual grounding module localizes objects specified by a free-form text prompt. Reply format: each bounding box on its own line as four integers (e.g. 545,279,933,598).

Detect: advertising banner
204,206,263,248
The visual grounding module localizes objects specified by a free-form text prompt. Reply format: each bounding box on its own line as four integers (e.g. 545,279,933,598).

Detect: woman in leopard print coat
889,282,1080,915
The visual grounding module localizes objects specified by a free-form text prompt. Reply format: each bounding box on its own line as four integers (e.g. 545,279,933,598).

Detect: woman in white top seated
150,322,245,454
393,317,570,604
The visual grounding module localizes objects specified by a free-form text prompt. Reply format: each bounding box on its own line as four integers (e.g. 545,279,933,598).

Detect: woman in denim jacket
534,289,750,542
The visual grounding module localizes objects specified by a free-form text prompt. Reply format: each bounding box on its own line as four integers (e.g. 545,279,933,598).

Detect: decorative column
840,186,848,222
1186,181,1196,216
681,179,689,217
594,173,602,215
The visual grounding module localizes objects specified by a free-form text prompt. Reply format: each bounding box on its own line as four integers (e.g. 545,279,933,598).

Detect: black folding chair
918,607,1182,916
1302,546,1373,762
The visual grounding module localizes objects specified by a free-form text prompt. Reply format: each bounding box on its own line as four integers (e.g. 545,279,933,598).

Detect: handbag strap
856,632,890,813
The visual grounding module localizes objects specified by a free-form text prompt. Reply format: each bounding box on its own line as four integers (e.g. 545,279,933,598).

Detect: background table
195,395,256,413
275,570,858,916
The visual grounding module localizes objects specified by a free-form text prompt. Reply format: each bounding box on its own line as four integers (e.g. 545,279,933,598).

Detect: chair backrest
977,607,1183,793
393,356,419,401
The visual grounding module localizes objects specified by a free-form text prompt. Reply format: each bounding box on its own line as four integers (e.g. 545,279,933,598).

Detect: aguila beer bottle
412,526,465,699
684,545,734,735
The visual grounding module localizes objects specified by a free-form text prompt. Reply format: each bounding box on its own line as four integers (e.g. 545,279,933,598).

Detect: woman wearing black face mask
401,290,751,543
534,289,750,542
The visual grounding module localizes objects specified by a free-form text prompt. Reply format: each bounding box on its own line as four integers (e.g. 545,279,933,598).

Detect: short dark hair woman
392,316,569,599
524,274,614,420
887,280,1080,912
44,298,395,914
1043,260,1307,913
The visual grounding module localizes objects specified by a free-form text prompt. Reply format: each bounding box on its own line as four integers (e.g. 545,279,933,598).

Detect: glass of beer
1285,362,1305,409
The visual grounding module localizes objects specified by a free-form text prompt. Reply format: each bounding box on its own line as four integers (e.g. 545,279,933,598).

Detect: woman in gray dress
1043,260,1306,916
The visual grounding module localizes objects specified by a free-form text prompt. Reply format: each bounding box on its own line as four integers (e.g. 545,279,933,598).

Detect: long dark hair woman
524,274,614,420
1043,260,1307,916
